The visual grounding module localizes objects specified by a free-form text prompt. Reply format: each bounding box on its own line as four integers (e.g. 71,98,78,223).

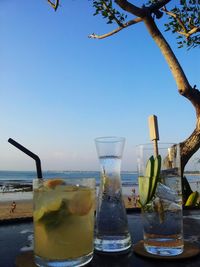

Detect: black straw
8,138,43,179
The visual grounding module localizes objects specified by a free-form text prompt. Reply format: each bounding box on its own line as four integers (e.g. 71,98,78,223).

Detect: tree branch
89,17,142,39
188,27,200,36
148,0,171,11
177,27,200,38
47,0,59,11
114,0,144,17
101,1,123,26
115,0,170,18
162,7,188,33
162,6,200,39
145,16,190,86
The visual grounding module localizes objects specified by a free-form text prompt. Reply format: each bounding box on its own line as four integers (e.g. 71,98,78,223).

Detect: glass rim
33,178,96,190
136,142,179,148
33,177,95,181
33,178,96,187
95,136,125,143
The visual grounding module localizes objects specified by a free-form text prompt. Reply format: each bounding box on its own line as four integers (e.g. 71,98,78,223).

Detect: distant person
10,201,16,213
132,188,137,207
128,196,132,203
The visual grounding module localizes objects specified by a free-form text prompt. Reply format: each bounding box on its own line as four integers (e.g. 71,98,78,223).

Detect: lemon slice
34,197,65,222
185,191,199,206
68,188,93,216
44,179,65,189
47,197,64,211
34,207,46,221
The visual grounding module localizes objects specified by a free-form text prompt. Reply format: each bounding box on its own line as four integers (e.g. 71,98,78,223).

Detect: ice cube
153,197,181,213
156,182,177,202
168,202,182,211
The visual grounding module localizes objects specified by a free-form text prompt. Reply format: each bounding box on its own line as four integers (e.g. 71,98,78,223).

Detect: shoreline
1,177,200,222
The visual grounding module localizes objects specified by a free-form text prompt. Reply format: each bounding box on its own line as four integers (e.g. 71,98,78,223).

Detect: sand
0,193,139,222
0,200,33,221
123,195,140,209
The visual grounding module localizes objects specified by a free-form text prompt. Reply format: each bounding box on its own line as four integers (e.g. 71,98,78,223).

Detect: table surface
1,209,200,267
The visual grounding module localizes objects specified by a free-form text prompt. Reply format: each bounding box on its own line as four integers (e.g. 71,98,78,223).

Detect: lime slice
68,188,93,216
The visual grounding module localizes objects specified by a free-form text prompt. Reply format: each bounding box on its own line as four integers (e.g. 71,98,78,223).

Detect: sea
0,170,137,187
0,170,200,187
0,170,138,201
0,170,200,201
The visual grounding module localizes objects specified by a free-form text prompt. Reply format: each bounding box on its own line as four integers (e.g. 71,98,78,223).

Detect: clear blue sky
0,1,199,171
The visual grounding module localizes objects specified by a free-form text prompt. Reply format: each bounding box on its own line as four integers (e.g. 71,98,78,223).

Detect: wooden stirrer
148,115,159,157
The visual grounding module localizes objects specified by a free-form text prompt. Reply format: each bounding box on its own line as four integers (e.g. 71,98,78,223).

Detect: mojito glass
137,143,184,256
33,178,95,267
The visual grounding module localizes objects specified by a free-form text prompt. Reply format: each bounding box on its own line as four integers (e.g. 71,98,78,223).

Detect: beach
0,199,33,221
0,196,137,221
1,179,200,222
0,186,139,222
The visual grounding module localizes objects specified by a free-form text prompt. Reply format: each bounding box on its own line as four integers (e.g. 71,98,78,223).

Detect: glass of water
94,136,131,252
137,143,184,256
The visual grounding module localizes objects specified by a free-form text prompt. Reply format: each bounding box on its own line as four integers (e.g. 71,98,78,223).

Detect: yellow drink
33,178,95,267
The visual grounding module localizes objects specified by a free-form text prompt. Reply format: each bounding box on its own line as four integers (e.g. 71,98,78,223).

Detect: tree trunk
142,15,200,176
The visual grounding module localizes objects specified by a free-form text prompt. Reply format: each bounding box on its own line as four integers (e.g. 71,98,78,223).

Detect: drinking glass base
34,252,93,267
144,245,184,257
94,235,132,253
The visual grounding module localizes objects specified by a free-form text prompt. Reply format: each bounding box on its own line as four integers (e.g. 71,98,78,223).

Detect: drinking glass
33,178,95,267
94,136,131,252
137,143,184,256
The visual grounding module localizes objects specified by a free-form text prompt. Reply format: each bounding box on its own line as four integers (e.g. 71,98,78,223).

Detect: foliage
92,0,127,25
164,0,200,49
92,0,200,49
